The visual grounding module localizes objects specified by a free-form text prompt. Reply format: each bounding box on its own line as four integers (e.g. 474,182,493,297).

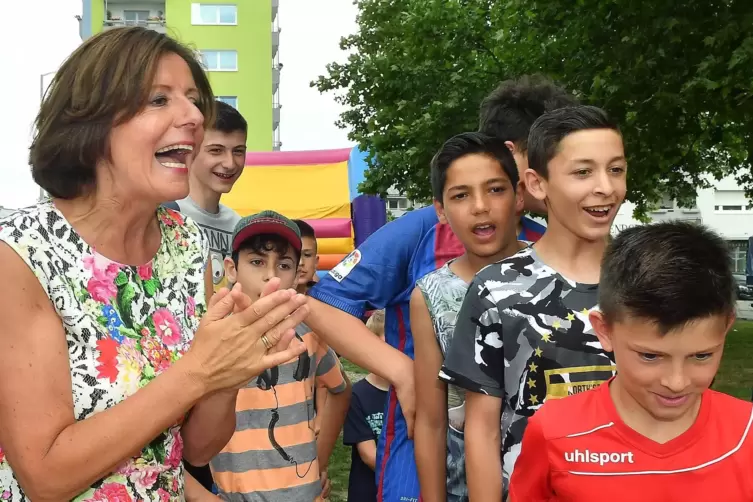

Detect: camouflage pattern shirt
439,246,615,497
416,261,469,502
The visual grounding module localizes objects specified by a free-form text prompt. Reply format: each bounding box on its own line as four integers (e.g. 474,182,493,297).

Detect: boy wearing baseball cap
210,210,351,502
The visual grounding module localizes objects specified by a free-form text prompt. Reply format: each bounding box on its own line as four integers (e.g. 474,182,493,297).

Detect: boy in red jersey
509,221,753,502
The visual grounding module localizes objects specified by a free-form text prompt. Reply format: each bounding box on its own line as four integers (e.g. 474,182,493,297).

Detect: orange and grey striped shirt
211,323,347,502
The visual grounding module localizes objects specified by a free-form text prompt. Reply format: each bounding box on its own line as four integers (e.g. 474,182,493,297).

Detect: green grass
712,320,753,399
341,359,369,379
328,360,368,502
325,321,753,501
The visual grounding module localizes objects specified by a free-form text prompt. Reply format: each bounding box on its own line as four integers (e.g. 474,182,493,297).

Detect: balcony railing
273,66,281,94
272,29,280,58
273,141,282,151
103,19,166,32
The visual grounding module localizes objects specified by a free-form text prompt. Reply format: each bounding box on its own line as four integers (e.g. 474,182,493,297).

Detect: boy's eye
573,169,591,177
279,263,292,270
489,186,505,193
209,148,223,155
451,192,467,200
609,166,626,174
693,353,713,361
639,352,658,362
249,259,263,266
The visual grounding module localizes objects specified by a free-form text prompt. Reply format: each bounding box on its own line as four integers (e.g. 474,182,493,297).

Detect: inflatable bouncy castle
222,147,387,277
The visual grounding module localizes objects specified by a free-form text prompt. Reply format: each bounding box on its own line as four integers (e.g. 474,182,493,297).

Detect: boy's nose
593,170,616,197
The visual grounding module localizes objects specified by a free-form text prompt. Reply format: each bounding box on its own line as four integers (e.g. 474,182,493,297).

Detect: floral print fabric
0,202,208,501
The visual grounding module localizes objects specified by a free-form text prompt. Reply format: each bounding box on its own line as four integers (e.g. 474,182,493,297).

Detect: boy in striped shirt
210,210,351,502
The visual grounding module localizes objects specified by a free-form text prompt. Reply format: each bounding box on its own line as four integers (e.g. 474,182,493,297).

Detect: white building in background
386,187,424,218
613,175,753,275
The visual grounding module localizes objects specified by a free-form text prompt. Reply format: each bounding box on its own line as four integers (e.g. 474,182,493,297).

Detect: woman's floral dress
0,202,209,501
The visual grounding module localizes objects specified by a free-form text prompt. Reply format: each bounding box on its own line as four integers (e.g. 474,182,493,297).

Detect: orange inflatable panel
318,254,348,271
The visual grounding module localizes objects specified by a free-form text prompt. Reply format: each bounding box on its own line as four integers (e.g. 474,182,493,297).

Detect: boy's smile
526,128,627,243
191,129,247,194
591,311,731,442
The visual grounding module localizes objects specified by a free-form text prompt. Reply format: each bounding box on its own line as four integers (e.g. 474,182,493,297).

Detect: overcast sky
0,0,357,209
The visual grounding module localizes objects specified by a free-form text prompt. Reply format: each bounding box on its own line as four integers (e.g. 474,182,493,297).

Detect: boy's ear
434,199,448,225
523,168,548,203
314,255,319,267
589,310,615,353
224,257,238,285
504,140,518,155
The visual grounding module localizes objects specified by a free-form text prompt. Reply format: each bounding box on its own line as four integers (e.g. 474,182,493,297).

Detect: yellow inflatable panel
317,237,355,255
223,161,352,219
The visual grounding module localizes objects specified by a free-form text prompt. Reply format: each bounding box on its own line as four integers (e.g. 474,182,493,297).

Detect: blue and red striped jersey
308,205,545,502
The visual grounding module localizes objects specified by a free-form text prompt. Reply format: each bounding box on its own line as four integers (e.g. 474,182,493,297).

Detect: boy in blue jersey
412,132,526,502
303,75,578,502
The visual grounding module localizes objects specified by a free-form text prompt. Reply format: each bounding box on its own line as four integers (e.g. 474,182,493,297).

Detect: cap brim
232,222,302,253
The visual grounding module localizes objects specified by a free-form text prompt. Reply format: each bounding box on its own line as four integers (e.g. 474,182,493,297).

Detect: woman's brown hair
30,27,215,199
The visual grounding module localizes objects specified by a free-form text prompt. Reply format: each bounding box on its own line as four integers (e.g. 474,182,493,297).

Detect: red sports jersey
509,380,753,502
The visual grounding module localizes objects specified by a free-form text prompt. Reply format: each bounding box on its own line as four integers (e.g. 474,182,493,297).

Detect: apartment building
79,0,281,151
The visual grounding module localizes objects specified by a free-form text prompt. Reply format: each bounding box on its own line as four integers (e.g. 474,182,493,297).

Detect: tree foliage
313,0,753,217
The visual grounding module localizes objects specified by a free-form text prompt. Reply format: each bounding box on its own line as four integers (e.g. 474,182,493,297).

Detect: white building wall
612,175,753,240
612,175,753,275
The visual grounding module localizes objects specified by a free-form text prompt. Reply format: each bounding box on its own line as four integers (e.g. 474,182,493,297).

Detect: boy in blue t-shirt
344,311,389,502
305,76,578,502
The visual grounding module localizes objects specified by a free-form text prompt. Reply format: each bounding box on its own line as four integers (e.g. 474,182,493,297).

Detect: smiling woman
0,27,309,502
31,28,215,201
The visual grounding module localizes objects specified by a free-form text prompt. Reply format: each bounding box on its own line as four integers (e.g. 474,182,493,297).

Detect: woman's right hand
185,281,309,393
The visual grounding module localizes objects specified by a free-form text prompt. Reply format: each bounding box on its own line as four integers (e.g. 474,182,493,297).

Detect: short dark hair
232,233,301,268
478,74,578,149
599,221,736,334
31,27,214,200
527,105,619,178
430,132,519,203
214,100,247,135
293,219,316,239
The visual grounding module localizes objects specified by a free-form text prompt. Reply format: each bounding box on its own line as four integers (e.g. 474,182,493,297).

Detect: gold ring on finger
261,334,272,350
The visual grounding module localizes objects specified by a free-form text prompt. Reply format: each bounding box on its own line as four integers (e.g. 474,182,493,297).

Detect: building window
658,193,674,210
200,50,238,71
729,241,748,275
714,190,750,212
217,96,238,109
715,205,745,211
124,10,150,26
387,197,409,210
191,4,237,25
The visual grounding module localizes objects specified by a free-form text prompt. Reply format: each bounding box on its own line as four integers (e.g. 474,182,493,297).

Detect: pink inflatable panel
305,218,352,239
245,148,352,167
